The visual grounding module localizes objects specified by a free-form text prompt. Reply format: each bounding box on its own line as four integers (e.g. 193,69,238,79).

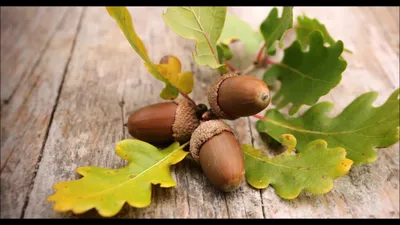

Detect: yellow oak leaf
47,140,189,217
153,55,194,94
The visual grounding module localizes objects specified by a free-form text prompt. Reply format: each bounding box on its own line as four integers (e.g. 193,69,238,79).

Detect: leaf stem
179,91,198,109
252,114,267,120
256,43,267,62
241,64,256,75
239,42,277,75
240,55,275,75
225,61,237,73
265,57,276,65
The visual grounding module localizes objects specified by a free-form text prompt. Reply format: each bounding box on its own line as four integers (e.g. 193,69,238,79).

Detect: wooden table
1,6,399,218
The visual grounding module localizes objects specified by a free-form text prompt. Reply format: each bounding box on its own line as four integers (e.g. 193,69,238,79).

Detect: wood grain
0,7,68,104
0,7,84,218
0,6,398,218
119,8,264,218
22,7,131,218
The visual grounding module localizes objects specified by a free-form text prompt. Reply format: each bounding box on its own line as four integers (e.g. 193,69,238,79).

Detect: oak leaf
243,134,353,199
162,7,227,73
296,14,352,53
47,140,189,217
263,30,347,114
260,7,293,55
256,89,400,165
106,7,182,99
218,13,262,53
153,55,194,95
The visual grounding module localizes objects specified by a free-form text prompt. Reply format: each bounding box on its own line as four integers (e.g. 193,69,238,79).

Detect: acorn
190,120,245,192
208,74,271,120
127,98,200,145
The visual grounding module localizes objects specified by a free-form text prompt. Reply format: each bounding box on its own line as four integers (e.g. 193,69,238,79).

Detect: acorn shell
189,120,245,192
127,98,199,145
207,74,237,120
208,73,270,120
172,98,200,143
189,120,233,162
127,102,177,145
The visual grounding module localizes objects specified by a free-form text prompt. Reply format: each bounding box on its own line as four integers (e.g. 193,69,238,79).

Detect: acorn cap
189,120,234,162
172,98,200,143
207,74,237,120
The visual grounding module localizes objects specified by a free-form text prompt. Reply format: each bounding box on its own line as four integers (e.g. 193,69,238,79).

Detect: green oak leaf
47,140,189,217
217,43,233,62
162,7,227,72
243,134,353,199
255,31,264,43
260,7,293,55
159,82,179,99
263,30,347,114
296,14,352,53
218,13,262,53
106,7,179,99
256,89,400,165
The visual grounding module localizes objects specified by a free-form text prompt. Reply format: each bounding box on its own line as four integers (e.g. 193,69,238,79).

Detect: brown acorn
127,98,200,145
208,74,271,120
190,120,245,192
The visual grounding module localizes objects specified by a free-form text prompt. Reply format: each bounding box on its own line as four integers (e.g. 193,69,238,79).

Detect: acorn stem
201,110,217,121
195,104,208,120
179,91,198,109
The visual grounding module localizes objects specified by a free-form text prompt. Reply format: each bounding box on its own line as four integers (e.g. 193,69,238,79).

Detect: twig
256,43,267,62
265,57,276,65
237,40,279,75
225,61,237,73
240,55,276,75
241,64,256,75
239,42,270,75
252,114,266,120
179,91,197,109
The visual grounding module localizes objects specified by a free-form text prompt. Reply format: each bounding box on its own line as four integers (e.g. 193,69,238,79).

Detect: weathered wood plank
0,7,84,218
21,7,265,219
23,7,134,218
117,7,264,218
0,7,68,104
246,7,399,218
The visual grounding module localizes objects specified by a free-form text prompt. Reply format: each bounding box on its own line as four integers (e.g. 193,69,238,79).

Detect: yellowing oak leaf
106,7,182,100
47,140,189,217
256,89,400,165
243,134,353,199
152,55,194,94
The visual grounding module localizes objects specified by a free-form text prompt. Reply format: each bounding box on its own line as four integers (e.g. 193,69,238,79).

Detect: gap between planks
0,9,69,172
19,8,87,219
247,116,267,219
